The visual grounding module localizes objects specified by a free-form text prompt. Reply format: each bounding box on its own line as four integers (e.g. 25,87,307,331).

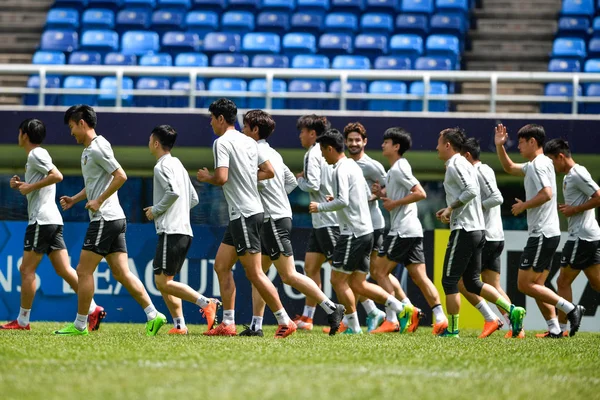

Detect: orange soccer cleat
88,305,106,331
0,320,30,330
274,321,297,339
167,327,189,335
203,322,237,336
478,319,504,339
432,320,448,335
370,319,400,334
200,298,222,331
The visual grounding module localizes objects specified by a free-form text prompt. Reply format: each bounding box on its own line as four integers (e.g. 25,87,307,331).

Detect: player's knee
154,276,168,292
371,265,387,282
556,272,572,291
463,278,483,296
517,278,530,294
279,271,296,286
19,263,37,277
589,279,600,292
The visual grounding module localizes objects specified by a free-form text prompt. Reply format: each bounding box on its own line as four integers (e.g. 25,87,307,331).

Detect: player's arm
257,160,275,181
479,167,503,210
16,167,63,195
519,187,552,210
189,178,199,209
197,167,228,186
92,167,127,210
149,166,180,218
562,190,600,216
283,164,298,194
314,169,349,212
297,151,321,192
391,184,427,207
560,171,600,216
448,165,478,211
495,124,525,176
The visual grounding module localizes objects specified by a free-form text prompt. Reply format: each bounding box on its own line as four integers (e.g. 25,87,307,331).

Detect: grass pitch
0,323,598,400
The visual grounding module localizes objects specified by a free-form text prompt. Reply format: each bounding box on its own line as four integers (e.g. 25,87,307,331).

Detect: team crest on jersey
563,180,567,191
83,155,88,165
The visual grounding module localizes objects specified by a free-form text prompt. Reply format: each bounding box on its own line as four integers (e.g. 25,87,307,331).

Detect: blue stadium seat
208,78,248,107
162,32,201,55
409,81,449,111
248,79,287,108
192,0,227,11
296,0,329,12
368,80,407,111
203,32,241,53
561,0,594,18
243,32,281,53
330,0,364,14
328,80,367,110
88,0,122,12
81,30,119,55
157,0,192,9
252,54,289,67
374,55,411,69
548,58,581,72
288,79,327,109
170,80,205,107
256,12,290,34
542,83,582,113
426,34,460,68
430,14,465,37
414,56,452,70
121,31,160,55
40,30,79,53
395,14,428,37
139,52,173,66
211,53,250,67
53,0,87,12
401,0,434,14
228,0,260,10
46,9,80,30
98,76,134,106
593,17,600,38
104,52,137,65
32,51,66,65
584,83,600,113
116,9,151,33
290,12,323,34
354,34,388,59
151,10,185,35
292,54,329,68
556,17,589,40
360,13,394,33
69,51,103,64
584,58,600,72
332,54,370,69
136,77,170,107
389,34,423,61
123,0,156,10
82,9,115,31
62,76,97,106
186,11,219,35
319,33,353,55
588,38,600,59
551,38,587,62
175,52,208,66
221,11,255,32
283,32,317,54
436,0,469,15
262,0,295,11
325,13,358,33
24,76,61,106
364,0,397,14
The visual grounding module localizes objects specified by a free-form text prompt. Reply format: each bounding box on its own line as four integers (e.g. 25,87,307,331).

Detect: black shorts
261,217,294,260
222,213,263,256
481,240,504,273
443,229,485,284
378,235,425,266
82,218,127,256
560,239,600,270
23,223,66,255
153,233,192,276
372,228,385,253
519,235,560,273
306,226,340,260
331,233,374,274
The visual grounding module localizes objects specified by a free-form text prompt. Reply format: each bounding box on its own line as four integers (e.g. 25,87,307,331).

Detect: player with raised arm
495,124,585,338
1,118,104,332
54,105,165,336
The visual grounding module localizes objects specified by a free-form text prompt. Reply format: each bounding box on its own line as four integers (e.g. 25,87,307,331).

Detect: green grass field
1,323,598,400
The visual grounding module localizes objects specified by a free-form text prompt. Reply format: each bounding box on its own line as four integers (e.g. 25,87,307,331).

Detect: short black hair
64,104,97,128
316,128,344,153
440,127,466,152
243,109,275,140
208,98,237,124
517,124,546,147
151,125,177,151
19,118,46,144
544,138,571,158
383,127,411,155
296,114,330,136
462,137,481,161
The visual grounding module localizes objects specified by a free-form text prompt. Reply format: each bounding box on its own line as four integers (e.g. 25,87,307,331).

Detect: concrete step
462,82,544,95
466,60,549,71
456,103,541,113
0,76,30,88
475,0,561,20
1,0,53,12
0,53,33,64
470,19,557,40
0,12,46,33
466,40,551,62
0,95,23,105
0,33,40,53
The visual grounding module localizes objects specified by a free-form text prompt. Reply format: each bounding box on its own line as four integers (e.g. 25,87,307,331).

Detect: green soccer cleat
366,309,386,333
341,327,364,335
146,313,167,336
398,304,414,333
53,323,89,336
508,305,526,338
437,329,459,338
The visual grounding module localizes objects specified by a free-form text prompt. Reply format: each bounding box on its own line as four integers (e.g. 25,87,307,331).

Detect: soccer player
54,105,166,336
309,129,414,335
458,138,512,338
197,98,296,339
237,110,344,337
495,124,585,337
544,139,596,337
0,118,104,331
436,127,526,338
294,115,340,330
370,127,447,334
145,125,221,335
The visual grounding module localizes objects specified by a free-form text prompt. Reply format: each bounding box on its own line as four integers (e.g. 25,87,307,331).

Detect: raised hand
495,124,508,147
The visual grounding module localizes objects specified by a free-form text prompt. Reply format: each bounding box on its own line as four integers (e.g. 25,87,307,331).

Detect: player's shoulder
477,162,495,176
29,146,50,160
571,164,592,181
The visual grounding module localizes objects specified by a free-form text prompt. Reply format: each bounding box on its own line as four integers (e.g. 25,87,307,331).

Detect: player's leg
458,278,503,338
556,266,580,335
330,270,358,332
241,254,271,336
160,288,186,334
370,256,404,332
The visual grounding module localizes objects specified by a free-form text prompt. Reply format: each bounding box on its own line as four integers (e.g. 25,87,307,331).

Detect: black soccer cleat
536,331,564,339
239,325,264,337
327,304,346,336
566,305,586,337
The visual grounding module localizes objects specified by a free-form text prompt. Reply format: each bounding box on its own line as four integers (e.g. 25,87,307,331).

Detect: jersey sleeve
152,163,180,216
92,140,121,174
530,159,553,192
257,143,269,166
283,164,298,194
318,165,349,212
449,161,477,205
398,161,420,191
30,148,56,175
478,165,503,210
297,147,322,192
573,166,600,197
213,138,231,169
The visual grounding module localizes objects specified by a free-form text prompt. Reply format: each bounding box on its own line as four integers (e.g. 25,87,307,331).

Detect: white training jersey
474,162,505,241
563,164,600,241
81,135,126,222
355,153,386,230
256,140,296,221
443,153,485,232
152,153,199,236
297,143,338,228
213,129,264,220
317,157,373,237
24,147,63,226
522,154,560,238
386,157,423,238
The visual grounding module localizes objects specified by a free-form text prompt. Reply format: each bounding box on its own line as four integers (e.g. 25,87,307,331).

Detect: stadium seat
62,76,97,106
123,0,156,10
211,53,250,67
139,52,173,66
395,14,428,38
262,0,295,11
228,0,261,11
292,54,329,68
136,77,171,107
414,56,452,70
436,0,469,15
364,0,397,14
593,17,600,38
88,0,122,12
243,32,281,53
588,38,600,59
401,0,434,14
584,83,600,113
561,0,594,18
82,9,116,31
151,10,185,35
157,0,192,9
328,80,367,110
24,76,61,106
389,34,423,61
332,54,370,69
584,58,600,72
290,12,323,35
248,78,287,108
53,0,87,12
208,78,247,107
203,32,241,53
192,0,227,11
556,17,590,40
46,9,80,30
32,51,66,65
409,81,449,112
282,32,317,54
354,34,388,59
116,9,151,33
426,34,460,68
40,30,79,53
430,14,466,37
287,79,327,109
330,0,364,14
551,38,587,62
221,11,255,32
162,32,201,55
360,13,394,33
69,51,103,65
256,12,290,34
325,13,359,33
98,76,134,106
121,31,160,55
186,11,219,36
374,55,411,69
170,80,206,107
368,80,407,111
175,52,209,66
81,30,119,55
542,83,582,113
319,33,353,55
104,52,137,65
548,58,581,72
296,0,329,12
252,54,289,67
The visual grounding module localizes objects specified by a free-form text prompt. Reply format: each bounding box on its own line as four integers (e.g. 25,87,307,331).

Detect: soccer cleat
54,323,89,336
504,329,526,339
88,305,106,331
200,298,222,331
508,305,526,338
341,327,363,335
478,319,504,339
535,331,563,339
296,316,314,331
563,330,569,337
398,304,414,333
239,325,264,337
146,313,167,336
323,322,347,334
432,319,448,335
326,304,346,336
274,321,297,339
566,305,585,337
370,319,400,334
407,307,425,333
366,309,386,332
437,329,459,338
203,322,237,336
0,320,30,330
167,327,188,335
